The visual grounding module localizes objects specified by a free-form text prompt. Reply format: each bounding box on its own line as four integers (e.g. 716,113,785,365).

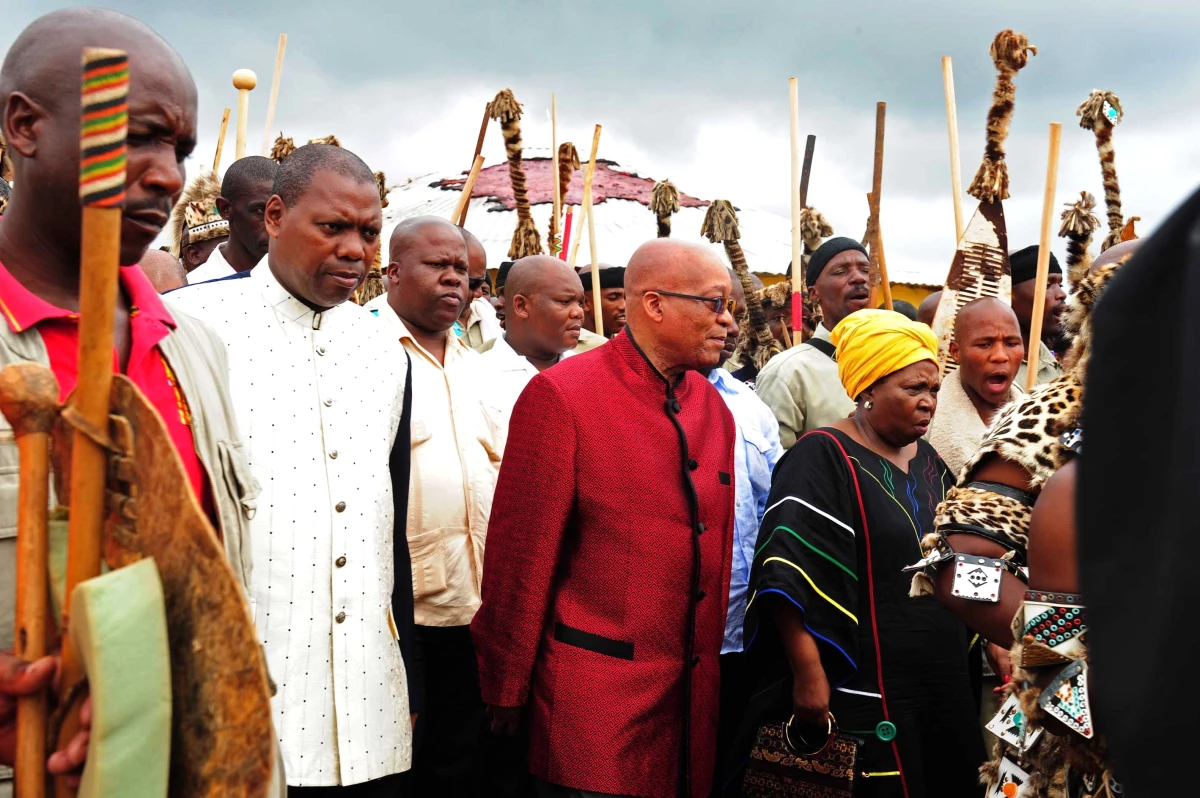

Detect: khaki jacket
0,300,257,652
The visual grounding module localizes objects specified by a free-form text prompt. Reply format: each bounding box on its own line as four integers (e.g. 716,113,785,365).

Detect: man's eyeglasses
648,290,737,315
468,277,487,291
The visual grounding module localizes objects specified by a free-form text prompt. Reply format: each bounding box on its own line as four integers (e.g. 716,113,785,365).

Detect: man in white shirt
172,143,413,796
187,155,276,284
364,215,500,795
479,255,583,453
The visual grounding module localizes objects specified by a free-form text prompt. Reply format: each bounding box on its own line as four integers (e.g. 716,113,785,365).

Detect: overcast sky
8,1,1200,282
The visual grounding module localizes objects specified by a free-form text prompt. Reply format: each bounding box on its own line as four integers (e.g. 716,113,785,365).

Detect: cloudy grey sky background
7,1,1199,282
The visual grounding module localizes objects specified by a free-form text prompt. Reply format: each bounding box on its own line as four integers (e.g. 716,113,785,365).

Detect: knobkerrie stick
551,93,561,248
1026,122,1062,392
799,134,816,209
451,155,485,226
232,68,257,160
788,77,804,345
260,34,288,156
59,47,131,792
212,108,230,179
942,56,965,242
870,102,892,310
460,103,490,226
1,364,59,798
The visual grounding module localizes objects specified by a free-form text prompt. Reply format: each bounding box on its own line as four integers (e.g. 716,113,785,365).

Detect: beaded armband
1019,590,1087,667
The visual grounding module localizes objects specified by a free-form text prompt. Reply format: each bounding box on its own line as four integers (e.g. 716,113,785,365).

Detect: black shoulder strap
806,336,836,360
389,352,418,708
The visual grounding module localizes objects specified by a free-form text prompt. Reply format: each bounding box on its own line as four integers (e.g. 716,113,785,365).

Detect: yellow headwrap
829,309,939,401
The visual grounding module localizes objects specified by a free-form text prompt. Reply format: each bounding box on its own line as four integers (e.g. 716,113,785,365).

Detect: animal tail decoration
354,171,390,306
551,142,580,244
488,88,543,258
269,133,296,162
1076,90,1135,251
799,205,833,263
967,30,1037,203
1058,190,1100,293
701,200,778,369
650,179,680,238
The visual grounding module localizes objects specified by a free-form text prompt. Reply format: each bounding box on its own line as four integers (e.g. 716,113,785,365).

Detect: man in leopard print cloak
907,192,1140,798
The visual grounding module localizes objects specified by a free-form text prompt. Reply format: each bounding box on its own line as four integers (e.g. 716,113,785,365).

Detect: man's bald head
625,239,733,377
917,290,942,327
504,255,585,359
1092,238,1143,272
389,216,465,263
1,8,197,267
139,248,186,293
953,296,1018,342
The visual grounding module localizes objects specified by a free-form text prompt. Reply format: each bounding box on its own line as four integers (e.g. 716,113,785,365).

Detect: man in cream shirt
365,216,500,794
479,255,584,452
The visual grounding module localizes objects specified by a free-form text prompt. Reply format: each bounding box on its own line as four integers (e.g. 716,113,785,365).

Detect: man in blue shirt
706,270,784,758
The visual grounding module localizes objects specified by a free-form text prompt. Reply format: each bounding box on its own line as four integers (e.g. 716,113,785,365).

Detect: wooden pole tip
232,69,258,91
0,363,61,436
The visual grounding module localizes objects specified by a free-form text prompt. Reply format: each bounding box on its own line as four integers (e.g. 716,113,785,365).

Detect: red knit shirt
0,260,214,520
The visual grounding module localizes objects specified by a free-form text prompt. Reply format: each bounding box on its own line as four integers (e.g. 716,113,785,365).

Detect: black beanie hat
806,237,868,287
1009,245,1062,285
577,266,626,291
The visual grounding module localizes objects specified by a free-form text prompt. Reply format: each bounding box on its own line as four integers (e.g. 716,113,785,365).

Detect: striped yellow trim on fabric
758,525,858,581
863,771,901,778
761,557,858,625
0,294,23,332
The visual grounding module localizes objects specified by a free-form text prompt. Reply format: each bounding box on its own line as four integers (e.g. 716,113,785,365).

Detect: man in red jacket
472,239,737,798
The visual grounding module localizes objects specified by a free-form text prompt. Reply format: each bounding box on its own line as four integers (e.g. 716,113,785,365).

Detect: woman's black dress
737,428,984,798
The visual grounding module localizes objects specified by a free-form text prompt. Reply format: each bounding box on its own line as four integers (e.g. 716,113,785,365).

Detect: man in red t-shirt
0,7,258,781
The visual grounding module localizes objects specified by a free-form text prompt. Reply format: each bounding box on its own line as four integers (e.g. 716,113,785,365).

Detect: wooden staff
0,365,59,798
58,48,131,790
869,102,892,310
260,34,287,156
550,93,561,250
942,56,965,242
451,155,485,225
799,134,816,209
569,125,601,270
788,77,804,346
1026,122,1062,392
232,68,257,160
459,103,490,227
212,108,230,179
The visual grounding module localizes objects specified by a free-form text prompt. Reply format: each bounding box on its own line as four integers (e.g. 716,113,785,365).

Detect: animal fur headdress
968,30,1037,203
168,173,228,256
1076,90,1138,251
269,134,296,162
488,89,543,258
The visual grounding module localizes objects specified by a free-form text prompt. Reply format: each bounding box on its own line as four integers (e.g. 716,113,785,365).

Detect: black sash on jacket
806,337,836,360
389,352,420,711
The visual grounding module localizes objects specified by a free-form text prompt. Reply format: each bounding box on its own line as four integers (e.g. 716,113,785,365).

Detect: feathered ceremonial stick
260,34,287,157
232,68,257,161
212,108,230,179
650,179,679,238
1076,90,1135,251
451,155,485,226
702,200,778,369
1025,122,1062,393
869,101,893,310
488,89,543,257
459,103,490,227
2,366,57,798
930,29,1033,374
551,142,579,252
788,77,804,346
942,56,965,241
968,30,1036,203
57,48,131,788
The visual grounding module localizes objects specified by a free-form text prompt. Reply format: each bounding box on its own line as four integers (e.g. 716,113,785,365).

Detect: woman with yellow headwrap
731,310,985,797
